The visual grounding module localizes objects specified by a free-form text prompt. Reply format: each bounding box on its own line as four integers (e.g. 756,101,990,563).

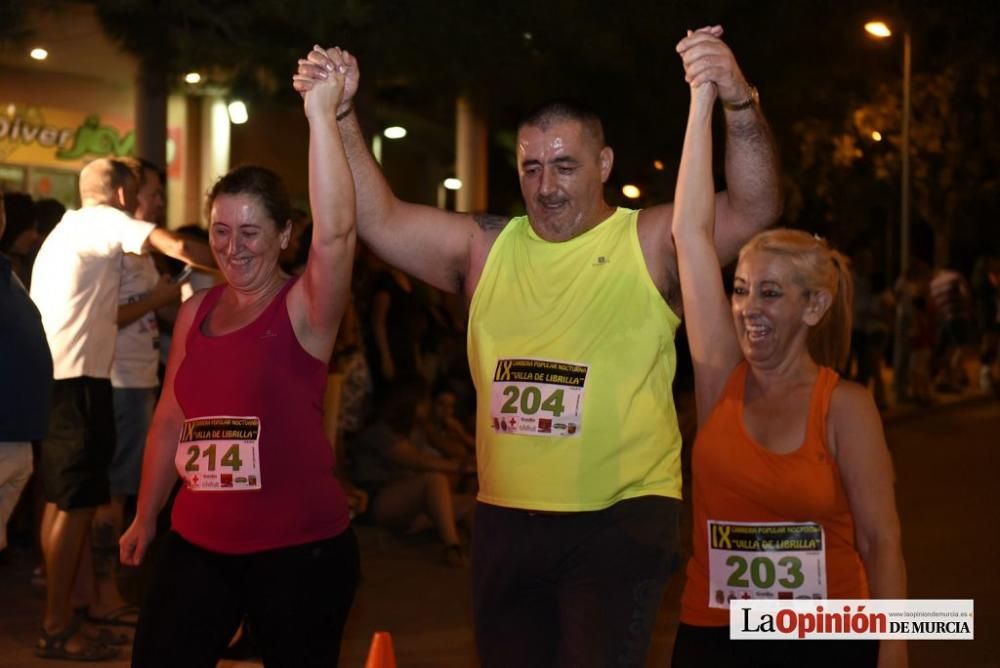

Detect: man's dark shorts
42,377,116,510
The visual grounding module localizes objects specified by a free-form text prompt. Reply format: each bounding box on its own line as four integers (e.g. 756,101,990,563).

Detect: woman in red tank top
119,50,361,666
668,52,907,667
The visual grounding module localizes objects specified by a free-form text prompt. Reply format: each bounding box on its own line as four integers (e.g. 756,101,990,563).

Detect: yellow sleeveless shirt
468,207,683,510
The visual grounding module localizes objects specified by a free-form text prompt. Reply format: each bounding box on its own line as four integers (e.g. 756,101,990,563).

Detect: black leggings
671,623,879,668
132,529,359,668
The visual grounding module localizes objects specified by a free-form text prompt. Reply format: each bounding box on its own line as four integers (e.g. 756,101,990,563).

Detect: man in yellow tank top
295,27,782,667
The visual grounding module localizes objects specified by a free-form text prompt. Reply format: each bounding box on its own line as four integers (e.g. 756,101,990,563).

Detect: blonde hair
738,229,854,370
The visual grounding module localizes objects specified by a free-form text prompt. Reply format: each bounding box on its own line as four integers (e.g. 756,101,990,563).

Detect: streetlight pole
867,20,914,403
865,20,912,276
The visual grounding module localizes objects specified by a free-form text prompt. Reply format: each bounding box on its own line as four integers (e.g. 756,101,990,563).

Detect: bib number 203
184,444,244,472
500,386,566,417
726,555,804,589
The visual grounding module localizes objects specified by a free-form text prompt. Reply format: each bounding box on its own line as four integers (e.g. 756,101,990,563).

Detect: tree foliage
81,0,998,268
792,55,1000,269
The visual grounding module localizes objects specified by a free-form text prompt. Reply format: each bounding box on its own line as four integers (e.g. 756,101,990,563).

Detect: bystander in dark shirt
0,254,53,440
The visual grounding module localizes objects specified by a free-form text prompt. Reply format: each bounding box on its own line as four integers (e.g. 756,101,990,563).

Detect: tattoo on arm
474,213,509,232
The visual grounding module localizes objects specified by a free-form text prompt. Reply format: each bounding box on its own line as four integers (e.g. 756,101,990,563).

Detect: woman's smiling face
209,192,289,290
731,250,814,367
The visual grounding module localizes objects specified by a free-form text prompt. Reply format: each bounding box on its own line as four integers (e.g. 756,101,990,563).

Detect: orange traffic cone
364,631,397,668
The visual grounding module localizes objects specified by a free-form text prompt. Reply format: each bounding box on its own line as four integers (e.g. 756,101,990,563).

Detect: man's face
135,169,165,224
517,119,612,241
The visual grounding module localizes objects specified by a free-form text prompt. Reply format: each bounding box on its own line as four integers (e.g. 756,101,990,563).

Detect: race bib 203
708,520,827,609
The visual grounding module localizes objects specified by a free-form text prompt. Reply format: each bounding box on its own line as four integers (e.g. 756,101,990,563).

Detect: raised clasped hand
294,45,359,119
676,26,749,107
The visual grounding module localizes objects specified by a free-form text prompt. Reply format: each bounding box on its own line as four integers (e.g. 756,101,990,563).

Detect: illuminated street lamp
437,178,463,210
866,20,912,276
864,21,891,37
227,100,248,125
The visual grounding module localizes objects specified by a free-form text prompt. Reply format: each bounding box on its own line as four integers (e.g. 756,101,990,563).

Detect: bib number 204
726,555,804,589
184,444,244,472
500,386,566,417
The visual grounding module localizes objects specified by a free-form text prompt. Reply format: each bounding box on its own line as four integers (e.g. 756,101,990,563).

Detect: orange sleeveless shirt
680,362,869,626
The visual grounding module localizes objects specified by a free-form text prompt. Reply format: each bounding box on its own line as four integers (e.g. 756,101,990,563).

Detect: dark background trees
4,0,997,273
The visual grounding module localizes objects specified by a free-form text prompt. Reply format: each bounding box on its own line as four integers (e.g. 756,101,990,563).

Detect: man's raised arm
641,26,782,282
679,26,783,263
294,46,487,295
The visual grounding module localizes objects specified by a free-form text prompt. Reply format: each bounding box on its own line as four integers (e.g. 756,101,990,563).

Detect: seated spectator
350,377,475,566
423,381,476,457
411,381,478,494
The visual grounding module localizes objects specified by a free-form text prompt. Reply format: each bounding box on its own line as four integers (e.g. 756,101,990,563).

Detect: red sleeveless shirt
171,278,350,554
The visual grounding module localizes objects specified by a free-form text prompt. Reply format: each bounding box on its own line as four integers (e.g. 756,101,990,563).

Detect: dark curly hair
205,165,292,230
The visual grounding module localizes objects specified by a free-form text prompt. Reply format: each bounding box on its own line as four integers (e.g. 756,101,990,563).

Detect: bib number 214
184,443,244,472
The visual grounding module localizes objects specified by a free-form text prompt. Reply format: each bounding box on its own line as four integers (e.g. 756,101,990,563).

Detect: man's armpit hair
474,213,509,232
662,252,682,311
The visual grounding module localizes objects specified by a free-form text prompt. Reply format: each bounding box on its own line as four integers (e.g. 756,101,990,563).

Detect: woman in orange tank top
668,31,907,668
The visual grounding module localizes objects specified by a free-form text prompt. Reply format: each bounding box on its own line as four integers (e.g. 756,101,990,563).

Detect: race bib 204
490,358,589,437
175,416,262,491
708,521,827,609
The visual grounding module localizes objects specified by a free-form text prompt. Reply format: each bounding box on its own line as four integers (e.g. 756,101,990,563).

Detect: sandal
74,609,131,646
36,616,119,661
84,604,141,627
85,626,131,647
